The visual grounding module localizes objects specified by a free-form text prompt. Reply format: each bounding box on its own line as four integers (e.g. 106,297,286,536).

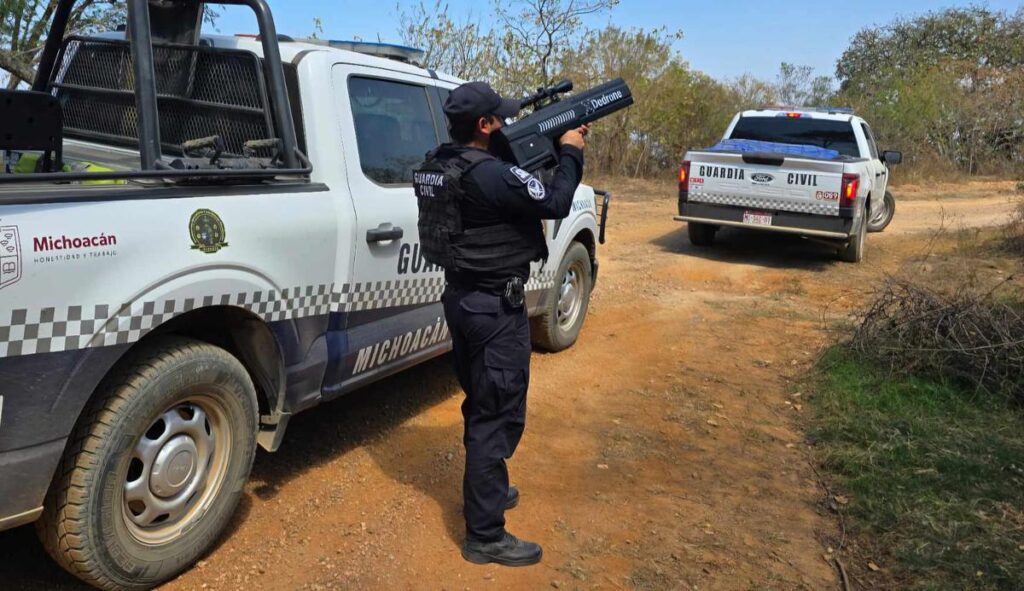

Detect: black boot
462,532,543,566
505,485,519,510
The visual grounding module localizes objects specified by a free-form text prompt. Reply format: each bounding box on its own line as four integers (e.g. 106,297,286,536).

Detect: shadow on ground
0,355,463,590
655,224,841,271
365,423,467,544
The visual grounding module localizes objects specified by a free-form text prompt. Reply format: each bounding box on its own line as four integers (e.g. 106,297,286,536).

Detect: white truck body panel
688,154,847,217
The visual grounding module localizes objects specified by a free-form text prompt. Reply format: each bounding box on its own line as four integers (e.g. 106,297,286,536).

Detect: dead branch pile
852,279,1024,399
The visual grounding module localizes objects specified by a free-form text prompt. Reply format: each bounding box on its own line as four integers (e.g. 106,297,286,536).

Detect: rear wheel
839,219,866,263
687,222,716,246
531,241,592,352
37,337,258,591
867,191,896,232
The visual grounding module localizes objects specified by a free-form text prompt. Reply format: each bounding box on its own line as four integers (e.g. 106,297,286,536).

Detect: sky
207,0,1023,81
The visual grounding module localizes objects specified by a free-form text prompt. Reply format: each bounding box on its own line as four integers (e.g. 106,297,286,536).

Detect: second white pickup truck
675,107,902,262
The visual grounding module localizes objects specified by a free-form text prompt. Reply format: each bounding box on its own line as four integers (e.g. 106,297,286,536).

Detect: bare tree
493,0,617,91
775,62,834,107
397,0,497,80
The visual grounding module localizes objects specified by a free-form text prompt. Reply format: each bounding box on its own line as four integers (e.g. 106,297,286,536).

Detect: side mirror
881,150,902,165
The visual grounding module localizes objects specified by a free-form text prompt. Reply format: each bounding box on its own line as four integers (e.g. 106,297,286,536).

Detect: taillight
840,173,859,208
679,160,691,201
786,112,802,118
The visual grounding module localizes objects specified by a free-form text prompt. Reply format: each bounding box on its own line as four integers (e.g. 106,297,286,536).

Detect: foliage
774,62,833,107
836,6,1024,94
837,6,1024,176
397,0,498,81
0,0,124,87
809,352,1024,590
492,0,617,91
559,26,736,176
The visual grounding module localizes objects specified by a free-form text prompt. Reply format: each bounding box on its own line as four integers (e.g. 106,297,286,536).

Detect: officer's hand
559,124,589,150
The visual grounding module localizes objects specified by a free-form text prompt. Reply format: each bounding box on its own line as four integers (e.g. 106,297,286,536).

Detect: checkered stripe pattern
240,284,334,321
344,277,447,312
0,271,559,358
1,304,114,357
526,269,557,291
691,191,838,216
0,285,336,358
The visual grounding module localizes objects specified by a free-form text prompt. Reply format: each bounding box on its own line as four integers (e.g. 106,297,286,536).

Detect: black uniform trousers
442,285,531,543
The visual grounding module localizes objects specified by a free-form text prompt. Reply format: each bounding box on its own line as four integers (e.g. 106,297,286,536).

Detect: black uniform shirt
434,143,584,289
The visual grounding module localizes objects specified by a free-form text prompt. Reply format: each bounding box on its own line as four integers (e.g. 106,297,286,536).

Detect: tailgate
687,151,846,216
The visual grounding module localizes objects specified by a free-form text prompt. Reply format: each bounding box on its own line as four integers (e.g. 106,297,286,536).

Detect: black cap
443,81,520,122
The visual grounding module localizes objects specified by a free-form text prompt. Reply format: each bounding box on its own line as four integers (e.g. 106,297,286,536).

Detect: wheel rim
869,198,889,227
122,395,232,545
557,259,587,331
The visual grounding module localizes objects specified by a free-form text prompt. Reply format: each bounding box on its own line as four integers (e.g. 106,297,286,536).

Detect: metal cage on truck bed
50,36,277,158
0,0,308,186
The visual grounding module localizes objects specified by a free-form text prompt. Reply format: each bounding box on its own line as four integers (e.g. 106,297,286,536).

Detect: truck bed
684,150,865,217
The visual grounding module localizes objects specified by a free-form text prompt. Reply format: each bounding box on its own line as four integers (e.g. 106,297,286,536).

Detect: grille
50,36,276,157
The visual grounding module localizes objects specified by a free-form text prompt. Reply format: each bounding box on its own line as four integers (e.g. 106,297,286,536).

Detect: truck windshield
730,117,860,157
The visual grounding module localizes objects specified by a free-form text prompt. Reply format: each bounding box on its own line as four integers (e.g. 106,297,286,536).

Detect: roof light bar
296,38,425,66
758,105,855,115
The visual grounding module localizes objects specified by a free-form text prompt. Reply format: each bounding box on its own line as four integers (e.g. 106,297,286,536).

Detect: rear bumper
0,438,65,532
675,202,854,240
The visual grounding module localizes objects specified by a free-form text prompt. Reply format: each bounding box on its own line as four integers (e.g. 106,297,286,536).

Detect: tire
37,337,259,591
839,219,866,263
531,241,593,352
867,191,896,233
687,222,716,246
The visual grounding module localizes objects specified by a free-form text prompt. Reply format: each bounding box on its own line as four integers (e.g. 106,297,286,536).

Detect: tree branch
0,50,36,84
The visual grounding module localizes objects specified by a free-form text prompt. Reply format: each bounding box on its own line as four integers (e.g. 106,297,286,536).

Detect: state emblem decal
189,209,229,254
0,225,22,290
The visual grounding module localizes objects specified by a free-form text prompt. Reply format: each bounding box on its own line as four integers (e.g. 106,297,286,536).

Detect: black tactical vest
414,148,546,279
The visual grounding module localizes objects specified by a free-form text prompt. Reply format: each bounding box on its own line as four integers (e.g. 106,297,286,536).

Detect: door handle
366,225,404,243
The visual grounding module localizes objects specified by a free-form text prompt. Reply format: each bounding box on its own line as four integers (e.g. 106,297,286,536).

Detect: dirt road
1,180,1017,591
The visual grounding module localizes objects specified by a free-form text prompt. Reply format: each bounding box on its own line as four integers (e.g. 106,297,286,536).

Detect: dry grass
1004,193,1024,255
582,173,676,202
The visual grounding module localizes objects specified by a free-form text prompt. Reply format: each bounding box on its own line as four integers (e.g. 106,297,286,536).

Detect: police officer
414,81,586,566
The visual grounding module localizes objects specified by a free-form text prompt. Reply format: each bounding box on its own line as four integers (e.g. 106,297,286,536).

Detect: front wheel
37,337,259,591
531,241,593,352
867,191,896,232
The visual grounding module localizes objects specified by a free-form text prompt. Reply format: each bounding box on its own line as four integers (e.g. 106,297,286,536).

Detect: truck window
860,123,879,159
730,117,860,157
348,77,440,184
434,87,452,142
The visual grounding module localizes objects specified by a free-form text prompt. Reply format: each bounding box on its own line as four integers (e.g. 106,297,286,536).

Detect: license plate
743,211,772,226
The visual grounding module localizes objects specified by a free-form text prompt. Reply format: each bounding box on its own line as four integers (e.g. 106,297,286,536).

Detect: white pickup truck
675,107,901,262
0,2,607,588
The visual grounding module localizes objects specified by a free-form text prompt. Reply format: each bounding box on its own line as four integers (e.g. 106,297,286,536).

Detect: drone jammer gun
492,78,634,172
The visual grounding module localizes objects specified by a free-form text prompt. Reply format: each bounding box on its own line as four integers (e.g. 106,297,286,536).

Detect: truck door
321,65,449,396
860,122,889,202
